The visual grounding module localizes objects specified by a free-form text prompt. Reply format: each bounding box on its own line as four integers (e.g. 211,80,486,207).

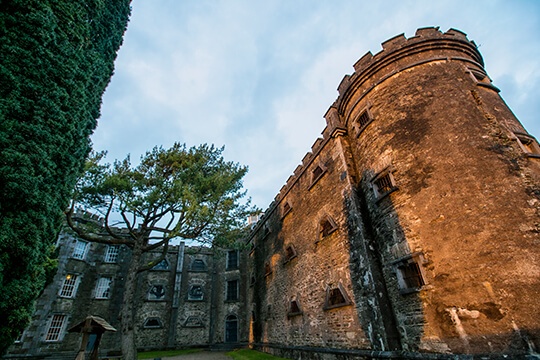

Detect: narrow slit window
265,262,272,276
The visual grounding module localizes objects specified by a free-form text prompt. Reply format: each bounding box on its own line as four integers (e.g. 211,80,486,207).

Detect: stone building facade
247,27,539,359
5,27,540,359
6,213,250,359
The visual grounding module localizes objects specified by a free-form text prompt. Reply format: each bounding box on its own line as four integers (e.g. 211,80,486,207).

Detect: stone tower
247,27,539,358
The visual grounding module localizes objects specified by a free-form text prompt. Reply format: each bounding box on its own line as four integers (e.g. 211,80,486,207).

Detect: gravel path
163,350,231,360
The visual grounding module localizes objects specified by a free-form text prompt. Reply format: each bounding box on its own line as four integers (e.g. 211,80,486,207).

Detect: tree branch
137,238,169,273
65,203,135,248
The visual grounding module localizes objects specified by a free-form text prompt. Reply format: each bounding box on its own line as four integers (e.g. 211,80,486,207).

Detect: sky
91,0,540,211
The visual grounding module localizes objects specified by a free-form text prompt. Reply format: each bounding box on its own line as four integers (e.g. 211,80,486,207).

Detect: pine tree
0,1,131,353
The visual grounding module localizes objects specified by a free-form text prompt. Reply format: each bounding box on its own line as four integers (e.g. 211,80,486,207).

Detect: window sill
323,302,352,311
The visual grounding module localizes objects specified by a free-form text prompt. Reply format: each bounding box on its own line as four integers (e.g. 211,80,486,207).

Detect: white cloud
92,0,540,210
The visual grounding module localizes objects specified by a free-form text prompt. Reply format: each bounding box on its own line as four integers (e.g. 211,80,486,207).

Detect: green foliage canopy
0,0,130,354
70,143,254,257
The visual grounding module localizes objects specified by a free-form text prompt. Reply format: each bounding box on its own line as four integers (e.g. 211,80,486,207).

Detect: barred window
72,240,88,260
374,174,393,194
104,246,119,263
59,274,79,298
94,277,112,299
393,253,427,294
356,111,371,128
45,315,67,342
372,170,398,200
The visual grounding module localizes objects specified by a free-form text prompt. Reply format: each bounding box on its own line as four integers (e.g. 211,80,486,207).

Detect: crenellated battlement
254,27,486,227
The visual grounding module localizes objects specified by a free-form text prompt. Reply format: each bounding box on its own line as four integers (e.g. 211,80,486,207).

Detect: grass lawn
137,348,203,359
226,349,292,360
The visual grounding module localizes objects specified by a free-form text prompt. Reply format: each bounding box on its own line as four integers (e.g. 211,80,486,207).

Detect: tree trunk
121,243,143,360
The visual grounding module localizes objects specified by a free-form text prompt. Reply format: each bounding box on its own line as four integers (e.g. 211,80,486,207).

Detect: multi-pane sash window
227,250,239,270
45,314,67,341
226,280,238,301
94,277,112,299
72,240,88,260
104,246,119,263
59,274,79,298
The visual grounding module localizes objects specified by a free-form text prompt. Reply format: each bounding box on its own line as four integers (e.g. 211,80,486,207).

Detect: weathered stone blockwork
6,27,539,360
247,27,540,359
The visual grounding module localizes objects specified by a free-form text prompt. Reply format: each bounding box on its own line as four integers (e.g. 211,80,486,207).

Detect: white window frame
94,277,112,299
104,245,120,263
72,240,89,260
58,274,80,298
45,314,67,342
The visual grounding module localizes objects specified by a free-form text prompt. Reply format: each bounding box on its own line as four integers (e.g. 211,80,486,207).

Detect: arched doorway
225,314,238,343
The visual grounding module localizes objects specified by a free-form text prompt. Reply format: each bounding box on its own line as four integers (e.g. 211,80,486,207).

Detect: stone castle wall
6,27,540,360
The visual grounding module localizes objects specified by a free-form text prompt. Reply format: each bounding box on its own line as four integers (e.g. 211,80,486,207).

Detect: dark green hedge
0,0,130,354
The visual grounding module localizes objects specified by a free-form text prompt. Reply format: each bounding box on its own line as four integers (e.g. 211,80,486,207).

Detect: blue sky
91,0,540,210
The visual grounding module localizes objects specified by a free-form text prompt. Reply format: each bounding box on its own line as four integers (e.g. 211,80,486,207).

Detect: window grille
374,174,393,194
72,240,88,260
226,280,238,301
45,315,66,341
59,274,78,298
356,111,371,128
94,277,112,299
104,246,119,263
227,250,239,270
